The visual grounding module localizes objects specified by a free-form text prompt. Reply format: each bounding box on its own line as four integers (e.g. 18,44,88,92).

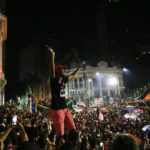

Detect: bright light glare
123,68,128,72
96,72,100,76
88,79,92,82
109,77,118,86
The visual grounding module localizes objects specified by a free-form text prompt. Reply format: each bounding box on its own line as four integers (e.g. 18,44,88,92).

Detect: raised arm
18,123,29,142
0,127,12,142
68,65,82,80
48,47,55,79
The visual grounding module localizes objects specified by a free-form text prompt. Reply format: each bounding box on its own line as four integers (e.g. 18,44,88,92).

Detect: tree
20,74,41,97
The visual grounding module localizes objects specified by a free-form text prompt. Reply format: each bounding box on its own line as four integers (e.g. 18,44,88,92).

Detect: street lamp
123,68,128,72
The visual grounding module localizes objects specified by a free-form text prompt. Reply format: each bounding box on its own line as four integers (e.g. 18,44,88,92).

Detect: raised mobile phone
12,115,17,126
78,131,82,135
100,142,103,147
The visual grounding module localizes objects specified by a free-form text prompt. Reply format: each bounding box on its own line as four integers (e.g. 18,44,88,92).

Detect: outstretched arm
68,65,82,80
0,127,12,142
18,123,29,142
48,47,55,79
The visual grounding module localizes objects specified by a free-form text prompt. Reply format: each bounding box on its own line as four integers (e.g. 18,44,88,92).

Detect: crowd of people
0,48,149,150
0,100,149,150
72,101,150,150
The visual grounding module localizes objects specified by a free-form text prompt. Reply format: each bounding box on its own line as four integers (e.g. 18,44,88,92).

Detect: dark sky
4,0,150,89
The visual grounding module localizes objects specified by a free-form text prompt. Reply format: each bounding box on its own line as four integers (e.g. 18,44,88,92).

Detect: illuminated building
0,13,7,105
65,61,124,102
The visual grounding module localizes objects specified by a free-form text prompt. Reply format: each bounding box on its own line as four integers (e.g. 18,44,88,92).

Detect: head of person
88,136,98,149
60,142,75,150
0,125,5,134
55,64,65,78
68,130,79,145
0,117,3,124
17,141,41,150
112,134,140,150
37,132,48,149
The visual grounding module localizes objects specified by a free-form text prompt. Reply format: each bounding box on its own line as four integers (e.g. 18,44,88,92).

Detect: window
101,76,107,88
142,51,146,55
81,92,84,100
93,78,99,88
110,89,115,97
75,91,79,101
69,80,74,89
94,90,100,98
102,90,108,96
84,78,87,88
70,92,74,99
74,79,78,89
79,78,83,88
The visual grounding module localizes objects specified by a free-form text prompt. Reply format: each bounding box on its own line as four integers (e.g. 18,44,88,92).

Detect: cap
55,64,65,72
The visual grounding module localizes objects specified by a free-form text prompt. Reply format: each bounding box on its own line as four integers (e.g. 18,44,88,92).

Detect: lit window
143,52,146,54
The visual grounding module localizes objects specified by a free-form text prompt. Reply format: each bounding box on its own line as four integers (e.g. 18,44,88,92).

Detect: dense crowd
72,101,150,150
0,100,149,150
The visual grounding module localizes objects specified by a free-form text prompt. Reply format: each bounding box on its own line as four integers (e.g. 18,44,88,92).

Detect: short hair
112,134,140,150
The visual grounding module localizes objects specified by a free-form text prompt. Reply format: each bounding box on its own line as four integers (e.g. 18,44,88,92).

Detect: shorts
50,108,76,136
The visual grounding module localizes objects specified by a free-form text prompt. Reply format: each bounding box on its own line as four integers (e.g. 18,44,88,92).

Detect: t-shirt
50,76,68,110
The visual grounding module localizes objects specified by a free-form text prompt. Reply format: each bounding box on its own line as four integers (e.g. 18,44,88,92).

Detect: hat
55,64,65,72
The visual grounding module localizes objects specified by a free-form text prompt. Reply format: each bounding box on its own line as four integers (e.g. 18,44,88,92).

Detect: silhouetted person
48,47,82,149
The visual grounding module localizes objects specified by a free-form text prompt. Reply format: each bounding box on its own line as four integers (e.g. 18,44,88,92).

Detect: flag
66,99,73,107
32,104,37,113
37,104,50,111
98,112,104,122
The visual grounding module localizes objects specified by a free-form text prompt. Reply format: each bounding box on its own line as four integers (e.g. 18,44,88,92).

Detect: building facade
19,45,51,104
65,61,124,103
0,13,7,105
33,78,51,104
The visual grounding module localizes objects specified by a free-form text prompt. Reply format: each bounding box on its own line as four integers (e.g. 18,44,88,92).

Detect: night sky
4,0,150,92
